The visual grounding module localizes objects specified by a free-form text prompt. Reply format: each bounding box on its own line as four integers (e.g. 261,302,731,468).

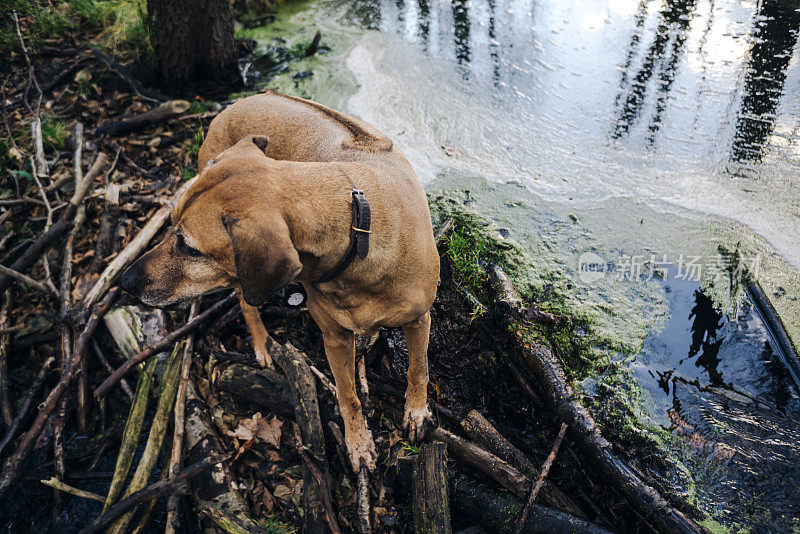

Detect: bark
184,380,256,532
147,0,238,92
412,441,452,534
216,363,294,419
266,336,329,534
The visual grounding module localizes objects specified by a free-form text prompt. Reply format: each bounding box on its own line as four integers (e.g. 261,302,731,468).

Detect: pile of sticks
0,12,707,532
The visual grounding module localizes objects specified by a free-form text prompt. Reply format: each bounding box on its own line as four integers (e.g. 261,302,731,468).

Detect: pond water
245,0,800,528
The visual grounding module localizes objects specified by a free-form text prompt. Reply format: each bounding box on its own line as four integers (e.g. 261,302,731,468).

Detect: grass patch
1,0,150,63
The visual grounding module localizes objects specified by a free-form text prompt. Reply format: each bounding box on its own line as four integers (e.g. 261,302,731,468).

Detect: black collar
314,188,371,283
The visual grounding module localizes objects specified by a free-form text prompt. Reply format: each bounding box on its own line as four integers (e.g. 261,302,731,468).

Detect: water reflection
452,0,471,65
731,0,800,162
686,289,723,387
611,0,697,142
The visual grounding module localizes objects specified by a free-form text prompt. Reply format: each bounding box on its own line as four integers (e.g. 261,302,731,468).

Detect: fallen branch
428,426,530,498
267,336,331,533
0,264,56,296
165,299,200,534
460,410,581,517
95,100,191,138
515,423,568,534
0,153,109,295
0,287,120,503
490,266,703,534
107,343,183,533
293,423,342,534
0,355,55,456
94,293,236,399
452,475,612,534
77,455,225,534
357,466,371,534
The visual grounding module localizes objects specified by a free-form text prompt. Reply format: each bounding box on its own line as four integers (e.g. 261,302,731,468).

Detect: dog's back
199,91,408,176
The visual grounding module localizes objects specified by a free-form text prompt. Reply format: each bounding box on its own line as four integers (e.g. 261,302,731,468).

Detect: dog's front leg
236,289,274,369
402,310,433,441
321,324,377,472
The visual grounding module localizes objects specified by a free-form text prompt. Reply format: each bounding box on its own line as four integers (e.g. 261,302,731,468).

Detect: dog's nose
120,261,142,295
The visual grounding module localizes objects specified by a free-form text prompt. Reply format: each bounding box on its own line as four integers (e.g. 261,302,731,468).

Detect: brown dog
120,91,440,470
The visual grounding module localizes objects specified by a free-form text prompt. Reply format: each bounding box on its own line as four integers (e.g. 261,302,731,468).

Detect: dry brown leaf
226,413,282,448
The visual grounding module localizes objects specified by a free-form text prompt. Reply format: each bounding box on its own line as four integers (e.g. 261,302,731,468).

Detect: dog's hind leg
237,289,274,369
402,310,434,441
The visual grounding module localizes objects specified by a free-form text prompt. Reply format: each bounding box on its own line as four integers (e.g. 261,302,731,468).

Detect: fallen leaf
226,413,282,448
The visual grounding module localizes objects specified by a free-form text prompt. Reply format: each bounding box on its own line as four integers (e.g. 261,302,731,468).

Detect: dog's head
120,135,302,308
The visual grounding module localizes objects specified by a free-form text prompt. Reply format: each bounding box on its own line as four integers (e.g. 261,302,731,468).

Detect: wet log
95,100,191,138
460,410,582,517
452,475,613,534
0,153,108,295
292,423,342,534
489,266,704,534
266,336,330,534
428,426,529,498
412,441,451,534
184,380,257,531
216,363,294,419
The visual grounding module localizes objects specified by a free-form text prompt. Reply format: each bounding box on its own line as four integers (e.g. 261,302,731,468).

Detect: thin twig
514,422,568,534
94,293,236,399
0,294,13,427
0,355,55,456
165,299,200,534
78,455,227,534
41,477,105,502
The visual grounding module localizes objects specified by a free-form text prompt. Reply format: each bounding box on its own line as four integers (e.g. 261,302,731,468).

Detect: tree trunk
147,0,238,93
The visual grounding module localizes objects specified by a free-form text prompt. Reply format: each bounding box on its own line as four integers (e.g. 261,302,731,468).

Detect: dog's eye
177,234,203,257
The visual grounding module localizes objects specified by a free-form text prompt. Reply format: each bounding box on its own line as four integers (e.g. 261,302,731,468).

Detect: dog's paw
255,347,275,370
346,430,377,472
403,405,433,442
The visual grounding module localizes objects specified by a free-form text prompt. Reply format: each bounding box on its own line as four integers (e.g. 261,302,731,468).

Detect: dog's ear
251,135,269,153
225,213,301,307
